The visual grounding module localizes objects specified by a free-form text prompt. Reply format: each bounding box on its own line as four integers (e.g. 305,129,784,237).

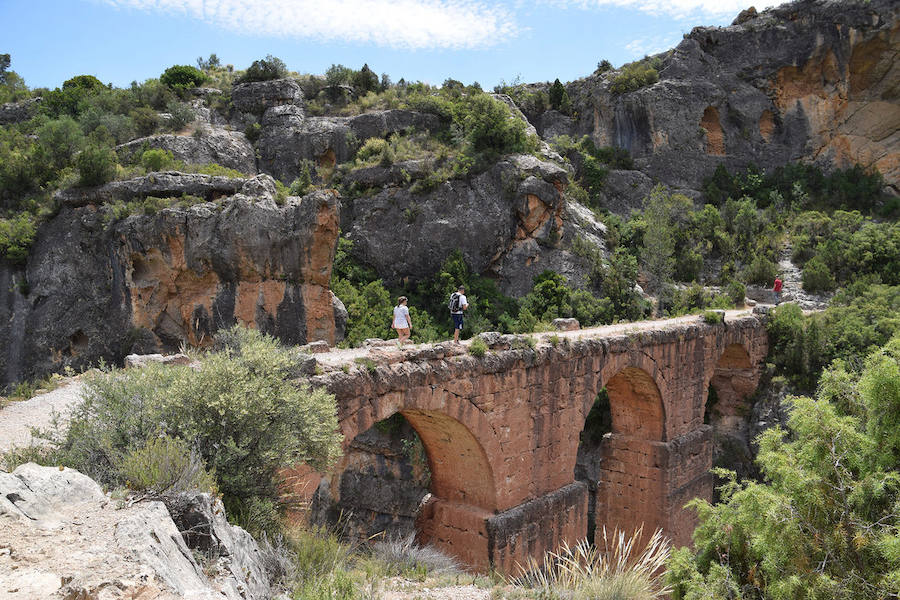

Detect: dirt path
0,380,84,454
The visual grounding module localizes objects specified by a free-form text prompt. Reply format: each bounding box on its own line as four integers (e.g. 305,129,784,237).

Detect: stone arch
400,409,496,511
591,366,668,543
705,343,756,431
604,367,666,441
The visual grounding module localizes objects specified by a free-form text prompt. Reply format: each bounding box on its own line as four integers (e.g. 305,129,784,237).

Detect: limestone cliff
557,0,899,195
0,174,339,386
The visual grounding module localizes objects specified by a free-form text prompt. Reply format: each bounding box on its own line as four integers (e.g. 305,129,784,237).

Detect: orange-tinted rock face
701,106,726,156
771,22,900,190
310,315,769,572
121,194,340,350
759,110,775,143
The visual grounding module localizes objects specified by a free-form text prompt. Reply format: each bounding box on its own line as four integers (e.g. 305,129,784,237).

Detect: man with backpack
449,285,469,343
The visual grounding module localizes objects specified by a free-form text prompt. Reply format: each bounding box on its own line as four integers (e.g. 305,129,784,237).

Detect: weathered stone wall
312,314,768,572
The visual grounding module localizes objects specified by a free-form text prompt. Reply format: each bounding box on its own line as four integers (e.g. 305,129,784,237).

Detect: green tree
75,145,118,186
160,64,207,89
35,116,84,171
669,338,900,600
548,78,572,114
352,63,379,94
641,185,682,293
240,55,288,83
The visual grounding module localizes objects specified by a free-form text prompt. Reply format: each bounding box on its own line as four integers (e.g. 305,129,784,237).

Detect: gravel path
0,380,84,453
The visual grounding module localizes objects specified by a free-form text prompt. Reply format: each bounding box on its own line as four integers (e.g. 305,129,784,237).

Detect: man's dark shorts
452,313,464,330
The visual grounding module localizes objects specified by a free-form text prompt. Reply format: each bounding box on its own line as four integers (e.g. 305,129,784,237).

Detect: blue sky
2,0,774,90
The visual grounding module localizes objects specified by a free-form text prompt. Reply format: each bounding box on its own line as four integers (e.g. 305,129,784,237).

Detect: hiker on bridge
449,285,469,343
392,296,412,344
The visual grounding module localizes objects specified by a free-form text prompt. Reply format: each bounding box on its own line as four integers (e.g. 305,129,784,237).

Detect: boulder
125,353,192,368
552,318,580,331
231,78,304,113
116,128,257,174
0,97,41,125
0,464,278,600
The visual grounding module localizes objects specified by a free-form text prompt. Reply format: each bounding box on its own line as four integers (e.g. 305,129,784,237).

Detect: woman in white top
392,296,412,344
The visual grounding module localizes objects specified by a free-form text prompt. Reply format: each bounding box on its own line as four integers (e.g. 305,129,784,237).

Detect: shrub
130,106,161,137
741,254,778,286
802,255,835,293
244,122,262,143
609,57,661,95
703,310,723,324
725,280,746,305
548,78,572,114
76,145,118,186
0,213,37,263
160,65,208,90
458,93,536,156
141,148,174,172
240,55,288,83
513,529,670,599
164,101,194,130
469,336,488,357
53,327,342,532
119,434,217,496
371,534,459,577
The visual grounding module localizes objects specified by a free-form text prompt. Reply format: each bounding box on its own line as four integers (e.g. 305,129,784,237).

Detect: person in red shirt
773,276,783,305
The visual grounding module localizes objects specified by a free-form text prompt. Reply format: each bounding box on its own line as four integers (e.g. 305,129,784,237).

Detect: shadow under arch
588,365,668,544
705,342,761,485
313,402,499,570
400,409,497,511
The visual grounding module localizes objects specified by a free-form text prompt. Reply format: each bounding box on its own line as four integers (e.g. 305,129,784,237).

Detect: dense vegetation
2,327,342,536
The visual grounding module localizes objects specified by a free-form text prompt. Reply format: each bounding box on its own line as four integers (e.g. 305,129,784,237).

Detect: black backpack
448,292,461,313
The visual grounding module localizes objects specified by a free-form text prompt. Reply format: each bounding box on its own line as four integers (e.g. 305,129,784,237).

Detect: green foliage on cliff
238,54,288,83
668,335,900,599
609,56,662,95
767,282,900,390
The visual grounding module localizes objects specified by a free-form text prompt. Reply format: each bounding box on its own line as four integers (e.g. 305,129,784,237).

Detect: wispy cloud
541,0,775,21
624,34,680,57
97,0,519,49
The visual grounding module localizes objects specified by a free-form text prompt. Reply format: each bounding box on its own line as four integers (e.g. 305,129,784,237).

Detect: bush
141,148,174,172
164,101,194,130
244,122,261,143
0,213,37,263
76,145,118,186
802,255,835,293
52,327,342,532
741,254,778,286
160,65,208,90
130,106,161,136
703,310,723,324
457,93,536,156
469,336,488,357
240,55,288,83
725,280,746,305
609,57,661,95
119,435,217,496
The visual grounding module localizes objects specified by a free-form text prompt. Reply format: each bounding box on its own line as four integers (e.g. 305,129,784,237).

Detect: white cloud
542,0,776,21
624,34,680,57
97,0,518,49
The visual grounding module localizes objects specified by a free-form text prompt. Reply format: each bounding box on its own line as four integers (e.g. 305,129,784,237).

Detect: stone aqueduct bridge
308,312,768,573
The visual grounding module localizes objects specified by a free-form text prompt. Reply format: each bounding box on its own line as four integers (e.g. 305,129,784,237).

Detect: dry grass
511,527,671,600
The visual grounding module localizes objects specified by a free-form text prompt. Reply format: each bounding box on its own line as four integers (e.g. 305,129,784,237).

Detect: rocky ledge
0,463,279,600
1,174,341,386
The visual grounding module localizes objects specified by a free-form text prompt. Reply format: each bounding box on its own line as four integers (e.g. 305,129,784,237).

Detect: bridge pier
595,427,713,547
418,482,588,573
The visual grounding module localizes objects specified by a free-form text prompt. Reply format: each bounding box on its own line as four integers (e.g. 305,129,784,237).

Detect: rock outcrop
116,129,257,175
339,153,603,295
1,175,340,386
0,97,41,126
0,463,277,600
560,0,899,193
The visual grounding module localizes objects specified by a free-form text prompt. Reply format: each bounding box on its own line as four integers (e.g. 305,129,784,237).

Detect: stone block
124,353,191,368
552,318,580,331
